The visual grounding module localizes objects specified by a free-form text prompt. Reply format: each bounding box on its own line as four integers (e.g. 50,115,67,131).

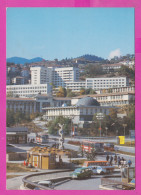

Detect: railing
22,169,72,190
101,177,135,190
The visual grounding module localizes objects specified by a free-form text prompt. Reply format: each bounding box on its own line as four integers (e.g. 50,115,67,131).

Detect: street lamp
123,124,127,137
105,127,108,137
71,116,74,139
96,113,104,137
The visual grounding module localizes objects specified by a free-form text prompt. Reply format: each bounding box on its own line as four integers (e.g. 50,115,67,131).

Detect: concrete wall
7,153,27,161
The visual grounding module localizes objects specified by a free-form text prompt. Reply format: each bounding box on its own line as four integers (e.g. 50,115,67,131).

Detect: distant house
6,126,28,144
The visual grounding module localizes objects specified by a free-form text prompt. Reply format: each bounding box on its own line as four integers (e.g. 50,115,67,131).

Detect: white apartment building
86,77,128,90
65,81,85,92
30,67,53,85
30,66,79,88
53,67,79,87
6,84,51,98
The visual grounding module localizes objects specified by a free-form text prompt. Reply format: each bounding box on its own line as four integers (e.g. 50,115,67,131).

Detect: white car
89,166,115,175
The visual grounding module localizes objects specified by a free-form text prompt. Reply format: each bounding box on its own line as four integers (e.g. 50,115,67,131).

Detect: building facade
43,97,115,128
72,91,135,107
6,84,51,98
6,95,71,114
86,77,129,90
6,126,28,144
30,66,79,88
65,81,86,92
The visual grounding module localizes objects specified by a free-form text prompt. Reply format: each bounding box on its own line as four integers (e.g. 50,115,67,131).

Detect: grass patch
7,175,22,179
7,163,35,173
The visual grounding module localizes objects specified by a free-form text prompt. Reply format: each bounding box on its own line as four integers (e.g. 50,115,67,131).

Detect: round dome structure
76,96,100,107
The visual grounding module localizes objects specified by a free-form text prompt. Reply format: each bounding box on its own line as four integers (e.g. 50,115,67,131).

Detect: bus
82,141,104,154
36,133,49,144
83,161,108,167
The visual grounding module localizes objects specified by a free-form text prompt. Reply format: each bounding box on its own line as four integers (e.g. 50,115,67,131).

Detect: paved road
55,176,101,190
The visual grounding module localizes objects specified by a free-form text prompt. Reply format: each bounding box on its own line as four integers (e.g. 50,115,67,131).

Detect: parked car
89,165,115,175
70,167,93,179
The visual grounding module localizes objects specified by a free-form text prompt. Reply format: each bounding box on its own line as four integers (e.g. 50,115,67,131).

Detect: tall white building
86,77,129,90
53,67,79,87
30,66,79,87
30,67,54,85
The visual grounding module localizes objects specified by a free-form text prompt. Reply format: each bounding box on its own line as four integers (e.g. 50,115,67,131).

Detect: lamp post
123,124,127,137
96,113,104,137
105,127,108,137
71,116,74,140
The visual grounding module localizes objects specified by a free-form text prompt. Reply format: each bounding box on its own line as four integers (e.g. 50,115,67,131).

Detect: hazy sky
6,8,134,60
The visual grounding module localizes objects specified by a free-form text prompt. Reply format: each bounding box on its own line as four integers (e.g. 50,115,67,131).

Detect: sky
6,8,134,60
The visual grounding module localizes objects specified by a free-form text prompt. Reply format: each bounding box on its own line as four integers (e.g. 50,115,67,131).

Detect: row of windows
7,87,47,90
87,79,125,82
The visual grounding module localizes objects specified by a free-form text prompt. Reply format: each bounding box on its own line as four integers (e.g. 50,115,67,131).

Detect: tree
56,87,67,97
80,88,85,95
47,116,71,135
66,88,76,97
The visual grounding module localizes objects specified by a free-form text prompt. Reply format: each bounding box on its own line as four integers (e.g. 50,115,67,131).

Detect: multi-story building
6,95,71,114
21,68,30,78
53,67,79,87
86,77,128,90
65,81,85,92
6,84,51,98
43,97,115,128
30,66,79,88
12,76,25,85
30,67,53,85
96,86,135,94
72,91,135,107
102,63,123,73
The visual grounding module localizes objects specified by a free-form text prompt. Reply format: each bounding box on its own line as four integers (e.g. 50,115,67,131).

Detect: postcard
0,0,141,194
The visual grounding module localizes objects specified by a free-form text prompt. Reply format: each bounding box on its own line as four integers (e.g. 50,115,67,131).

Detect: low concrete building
6,95,71,114
43,97,115,128
6,126,28,144
72,92,135,107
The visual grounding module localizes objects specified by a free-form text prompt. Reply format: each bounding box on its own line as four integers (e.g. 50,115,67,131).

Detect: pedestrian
106,154,109,162
117,158,121,167
110,156,113,166
127,159,132,167
114,154,117,164
121,157,125,166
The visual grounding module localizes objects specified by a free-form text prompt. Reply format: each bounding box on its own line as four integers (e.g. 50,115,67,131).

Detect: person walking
114,154,117,164
110,156,113,166
127,159,132,167
117,156,121,167
106,154,109,162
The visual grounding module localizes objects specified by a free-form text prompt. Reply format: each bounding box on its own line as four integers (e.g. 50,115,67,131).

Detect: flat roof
7,126,28,132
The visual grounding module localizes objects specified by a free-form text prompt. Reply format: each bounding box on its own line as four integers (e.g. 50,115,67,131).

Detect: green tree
47,116,71,135
56,87,67,97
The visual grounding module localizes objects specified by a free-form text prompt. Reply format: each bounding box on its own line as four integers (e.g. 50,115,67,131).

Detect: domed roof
76,97,100,107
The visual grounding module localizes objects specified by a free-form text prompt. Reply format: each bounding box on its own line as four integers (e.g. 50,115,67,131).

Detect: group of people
106,154,132,167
